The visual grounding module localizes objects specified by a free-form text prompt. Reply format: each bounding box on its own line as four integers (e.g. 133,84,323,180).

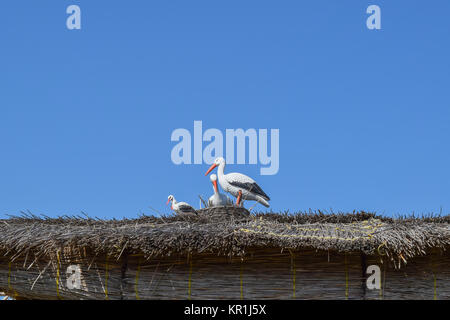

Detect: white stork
167,195,198,215
208,174,233,207
205,157,270,208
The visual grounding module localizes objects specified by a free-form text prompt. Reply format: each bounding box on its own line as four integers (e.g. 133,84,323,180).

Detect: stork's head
166,195,174,205
210,174,218,192
205,157,225,176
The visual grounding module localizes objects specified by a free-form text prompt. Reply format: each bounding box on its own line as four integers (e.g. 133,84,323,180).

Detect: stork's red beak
205,163,217,176
213,180,218,193
166,199,170,205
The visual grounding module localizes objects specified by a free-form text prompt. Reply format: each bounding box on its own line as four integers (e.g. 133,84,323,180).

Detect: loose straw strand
56,251,61,299
8,261,18,300
7,261,12,292
344,253,349,300
432,254,437,300
289,250,296,299
105,256,109,300
135,258,141,300
240,261,244,300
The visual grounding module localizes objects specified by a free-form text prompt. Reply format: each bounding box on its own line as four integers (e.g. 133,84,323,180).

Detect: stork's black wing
229,181,270,201
178,204,198,215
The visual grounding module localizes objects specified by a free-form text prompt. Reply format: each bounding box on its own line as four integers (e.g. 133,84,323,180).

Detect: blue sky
0,0,449,219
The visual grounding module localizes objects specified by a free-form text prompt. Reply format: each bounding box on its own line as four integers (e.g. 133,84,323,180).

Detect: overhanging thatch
0,208,449,300
1,208,448,262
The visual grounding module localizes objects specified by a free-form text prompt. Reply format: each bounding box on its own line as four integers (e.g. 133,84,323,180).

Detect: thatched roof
1,208,449,264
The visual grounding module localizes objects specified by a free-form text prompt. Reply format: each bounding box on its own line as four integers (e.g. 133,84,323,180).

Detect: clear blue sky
1,0,449,219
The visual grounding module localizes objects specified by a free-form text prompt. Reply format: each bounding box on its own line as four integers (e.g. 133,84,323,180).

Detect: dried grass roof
1,208,449,264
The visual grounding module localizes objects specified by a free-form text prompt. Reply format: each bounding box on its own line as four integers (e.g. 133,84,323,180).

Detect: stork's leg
236,190,242,207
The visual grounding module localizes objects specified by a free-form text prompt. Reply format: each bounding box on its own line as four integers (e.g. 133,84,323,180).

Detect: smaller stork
167,195,198,215
208,174,233,207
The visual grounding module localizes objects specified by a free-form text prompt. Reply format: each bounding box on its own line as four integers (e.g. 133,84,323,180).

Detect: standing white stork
205,157,270,208
167,195,198,215
208,174,233,207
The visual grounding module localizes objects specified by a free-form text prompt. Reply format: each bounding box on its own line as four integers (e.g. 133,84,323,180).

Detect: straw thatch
0,207,449,300
1,208,448,261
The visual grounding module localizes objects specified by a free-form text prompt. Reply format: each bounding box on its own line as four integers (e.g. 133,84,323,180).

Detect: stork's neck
217,162,225,179
172,198,177,205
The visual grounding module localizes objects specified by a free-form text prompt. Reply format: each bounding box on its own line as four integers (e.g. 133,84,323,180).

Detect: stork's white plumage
208,174,233,207
205,157,270,208
167,195,198,215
